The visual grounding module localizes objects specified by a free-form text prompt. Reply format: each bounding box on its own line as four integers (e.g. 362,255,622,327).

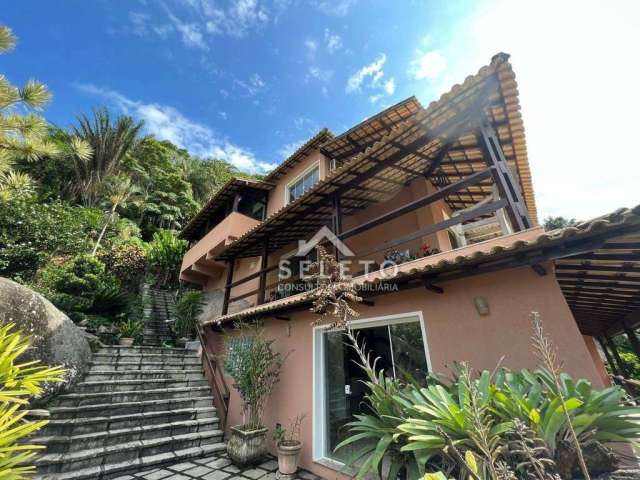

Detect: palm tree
0,169,34,201
70,108,144,207
91,174,141,255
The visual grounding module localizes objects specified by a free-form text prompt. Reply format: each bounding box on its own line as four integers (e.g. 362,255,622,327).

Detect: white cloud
128,12,152,36
324,29,342,54
410,50,446,80
312,0,356,16
346,54,387,93
384,77,395,95
439,0,640,220
234,73,266,96
167,12,208,50
278,140,305,159
219,111,228,120
308,66,334,83
369,94,383,104
305,39,317,53
76,84,271,174
200,0,269,38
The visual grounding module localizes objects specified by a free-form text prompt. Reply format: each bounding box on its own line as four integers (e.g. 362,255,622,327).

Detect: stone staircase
143,289,175,346
33,346,226,479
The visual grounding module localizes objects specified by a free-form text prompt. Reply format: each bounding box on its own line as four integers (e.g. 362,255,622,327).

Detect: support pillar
624,326,640,358
222,258,235,316
257,237,269,305
332,194,343,261
605,335,629,377
477,121,532,231
598,337,621,377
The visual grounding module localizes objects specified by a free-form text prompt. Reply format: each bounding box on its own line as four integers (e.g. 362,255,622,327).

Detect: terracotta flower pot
227,425,268,467
119,337,134,347
277,441,302,475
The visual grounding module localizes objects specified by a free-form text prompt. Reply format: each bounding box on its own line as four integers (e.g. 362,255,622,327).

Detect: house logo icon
296,226,355,257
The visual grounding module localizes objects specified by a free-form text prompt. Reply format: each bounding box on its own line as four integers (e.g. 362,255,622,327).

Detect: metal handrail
197,324,230,433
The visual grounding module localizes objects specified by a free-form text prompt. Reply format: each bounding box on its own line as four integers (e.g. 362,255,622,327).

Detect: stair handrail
196,324,231,433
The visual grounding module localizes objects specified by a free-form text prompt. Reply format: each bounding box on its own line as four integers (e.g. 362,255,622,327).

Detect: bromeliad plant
0,322,66,478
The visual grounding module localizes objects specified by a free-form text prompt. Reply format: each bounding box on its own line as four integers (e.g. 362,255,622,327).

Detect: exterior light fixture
474,296,490,316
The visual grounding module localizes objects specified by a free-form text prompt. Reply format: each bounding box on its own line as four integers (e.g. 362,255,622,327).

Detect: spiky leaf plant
0,322,66,478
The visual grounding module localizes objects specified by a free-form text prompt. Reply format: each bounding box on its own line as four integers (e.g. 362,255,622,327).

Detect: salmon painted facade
179,53,640,478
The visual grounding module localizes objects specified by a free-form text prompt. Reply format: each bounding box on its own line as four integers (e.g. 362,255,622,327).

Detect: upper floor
179,53,539,316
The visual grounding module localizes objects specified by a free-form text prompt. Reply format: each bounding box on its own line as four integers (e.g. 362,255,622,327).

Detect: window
313,313,430,466
236,195,266,221
287,165,319,204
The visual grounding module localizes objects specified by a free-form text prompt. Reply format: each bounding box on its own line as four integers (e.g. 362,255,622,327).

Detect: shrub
223,325,288,429
175,290,204,339
0,322,66,478
118,319,143,339
35,254,127,323
0,199,105,282
145,229,187,289
99,242,146,288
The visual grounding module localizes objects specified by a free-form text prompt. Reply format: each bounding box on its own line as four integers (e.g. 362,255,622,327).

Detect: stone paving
113,453,323,480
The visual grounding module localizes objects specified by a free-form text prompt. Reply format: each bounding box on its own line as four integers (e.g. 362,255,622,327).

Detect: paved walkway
114,453,323,480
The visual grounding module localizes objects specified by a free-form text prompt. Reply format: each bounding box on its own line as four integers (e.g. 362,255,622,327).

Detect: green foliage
118,319,143,339
0,322,66,479
0,199,104,282
175,290,204,339
223,325,288,429
145,229,187,289
35,254,126,323
542,217,577,231
98,242,146,287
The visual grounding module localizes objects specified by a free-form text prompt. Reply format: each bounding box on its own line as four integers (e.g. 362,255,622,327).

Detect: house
179,53,640,478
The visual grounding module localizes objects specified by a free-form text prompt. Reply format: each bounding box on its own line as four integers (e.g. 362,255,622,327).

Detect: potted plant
118,319,143,346
273,414,305,475
223,325,288,467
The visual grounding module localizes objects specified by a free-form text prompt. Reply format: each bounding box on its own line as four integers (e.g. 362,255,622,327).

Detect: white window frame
311,311,431,469
284,161,320,206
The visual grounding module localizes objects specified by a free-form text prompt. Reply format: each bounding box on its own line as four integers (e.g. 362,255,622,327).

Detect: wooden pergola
217,53,537,315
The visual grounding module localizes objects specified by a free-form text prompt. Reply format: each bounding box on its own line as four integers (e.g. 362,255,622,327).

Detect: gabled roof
179,177,273,241
216,53,537,260
263,128,334,182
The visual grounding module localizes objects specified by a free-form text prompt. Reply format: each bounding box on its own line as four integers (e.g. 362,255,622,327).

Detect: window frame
284,161,320,205
311,311,431,470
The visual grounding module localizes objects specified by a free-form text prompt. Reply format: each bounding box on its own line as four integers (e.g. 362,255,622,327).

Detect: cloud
234,73,266,96
369,94,383,104
195,0,270,38
384,77,395,95
278,140,305,159
76,83,272,174
312,0,357,16
167,12,208,50
346,54,387,93
304,38,318,59
410,50,447,80
308,66,334,83
324,29,342,54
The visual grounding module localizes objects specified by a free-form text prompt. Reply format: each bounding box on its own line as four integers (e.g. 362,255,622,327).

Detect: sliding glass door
314,313,430,465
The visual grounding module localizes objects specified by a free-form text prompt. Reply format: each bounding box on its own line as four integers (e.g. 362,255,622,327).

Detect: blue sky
2,0,639,220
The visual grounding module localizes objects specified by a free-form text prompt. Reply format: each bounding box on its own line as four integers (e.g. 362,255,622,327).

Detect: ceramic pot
119,337,134,347
227,425,268,467
277,441,302,475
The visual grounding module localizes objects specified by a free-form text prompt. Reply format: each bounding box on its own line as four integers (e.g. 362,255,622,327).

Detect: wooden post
624,326,640,358
605,335,629,376
222,258,235,316
477,121,532,231
257,237,269,305
598,337,621,376
332,194,343,261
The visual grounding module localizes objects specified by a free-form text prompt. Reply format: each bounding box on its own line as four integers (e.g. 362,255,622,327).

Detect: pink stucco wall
205,264,608,479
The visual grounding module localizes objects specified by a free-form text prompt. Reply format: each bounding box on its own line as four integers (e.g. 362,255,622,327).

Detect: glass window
288,165,320,204
236,195,266,221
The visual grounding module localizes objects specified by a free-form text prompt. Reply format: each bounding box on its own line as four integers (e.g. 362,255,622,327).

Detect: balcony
180,212,261,286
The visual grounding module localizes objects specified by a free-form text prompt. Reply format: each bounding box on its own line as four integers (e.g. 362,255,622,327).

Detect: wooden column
332,193,343,261
598,337,622,376
222,258,235,316
624,326,640,358
477,121,532,231
257,237,269,305
605,335,629,376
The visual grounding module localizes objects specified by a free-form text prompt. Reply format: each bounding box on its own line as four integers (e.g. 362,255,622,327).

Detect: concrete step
42,407,218,437
83,369,205,382
97,346,191,356
35,436,225,476
88,359,201,371
90,354,199,365
49,396,215,419
73,378,208,394
33,418,220,454
50,386,212,407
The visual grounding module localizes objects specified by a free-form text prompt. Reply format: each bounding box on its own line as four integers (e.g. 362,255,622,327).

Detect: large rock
0,277,92,398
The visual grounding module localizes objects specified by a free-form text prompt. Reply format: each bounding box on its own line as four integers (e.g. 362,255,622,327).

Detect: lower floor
204,263,611,480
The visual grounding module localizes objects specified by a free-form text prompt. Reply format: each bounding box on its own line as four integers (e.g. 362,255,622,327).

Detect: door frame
311,310,431,468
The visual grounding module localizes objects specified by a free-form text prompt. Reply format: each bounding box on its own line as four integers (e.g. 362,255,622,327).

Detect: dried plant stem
530,312,590,480
437,427,482,480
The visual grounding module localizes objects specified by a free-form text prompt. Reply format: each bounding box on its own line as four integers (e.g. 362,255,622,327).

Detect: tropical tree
68,108,143,206
0,169,34,201
543,216,577,231
91,174,141,255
